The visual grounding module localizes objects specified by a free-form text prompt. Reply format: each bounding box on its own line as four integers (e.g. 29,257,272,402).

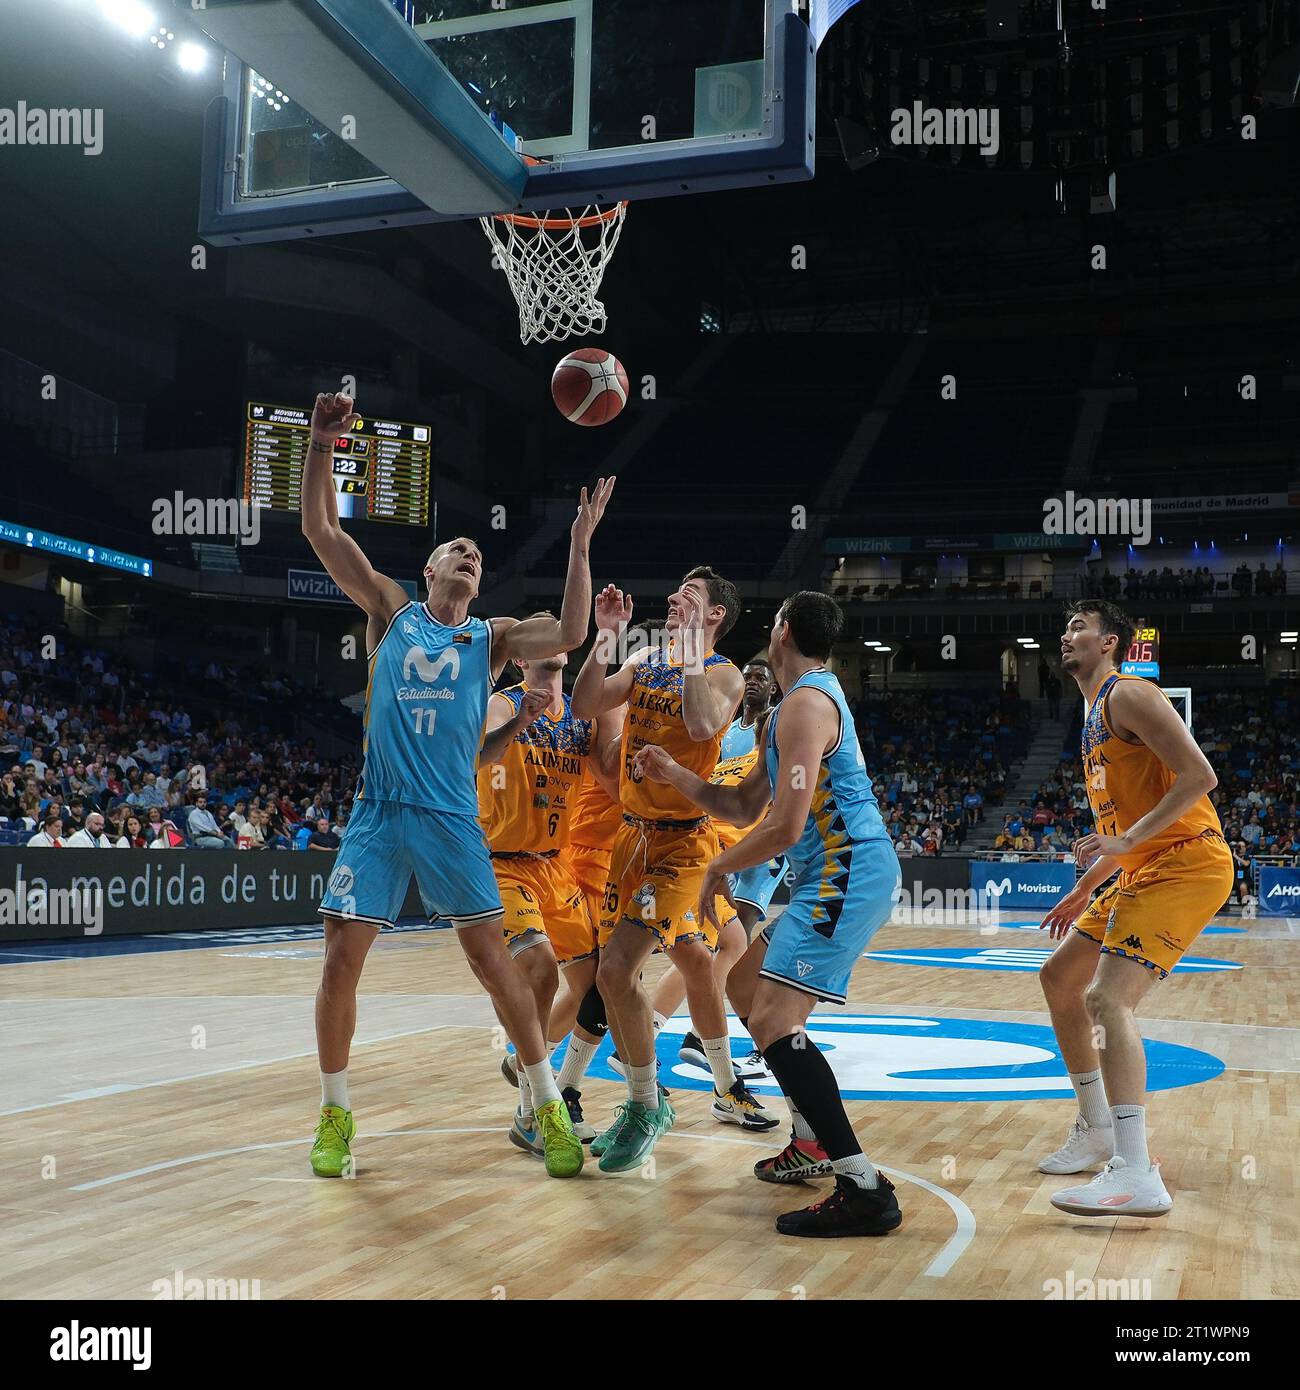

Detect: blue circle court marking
995,919,1243,936
864,945,1243,973
572,1014,1224,1103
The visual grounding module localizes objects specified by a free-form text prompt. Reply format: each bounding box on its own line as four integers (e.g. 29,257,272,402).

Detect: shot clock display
242,401,431,526
1121,625,1161,680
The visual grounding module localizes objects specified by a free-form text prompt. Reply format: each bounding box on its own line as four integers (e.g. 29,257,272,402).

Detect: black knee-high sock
762,1032,860,1161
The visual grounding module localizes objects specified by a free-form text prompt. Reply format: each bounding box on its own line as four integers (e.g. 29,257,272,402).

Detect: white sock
652,1011,668,1034
1111,1104,1150,1167
703,1035,737,1093
788,1100,817,1143
523,1058,560,1109
628,1062,659,1109
517,1068,532,1122
555,1034,598,1093
547,1038,565,1062
320,1068,349,1110
1070,1068,1111,1130
831,1151,880,1190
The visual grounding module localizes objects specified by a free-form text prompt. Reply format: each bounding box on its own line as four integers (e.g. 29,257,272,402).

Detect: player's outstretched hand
698,861,738,933
594,583,633,634
519,689,550,724
311,391,358,442
633,745,677,784
572,475,616,546
1039,885,1089,940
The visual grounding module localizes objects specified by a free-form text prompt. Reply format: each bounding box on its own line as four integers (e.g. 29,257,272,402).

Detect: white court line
69,1125,974,1281
0,1025,470,1119
665,1129,975,1279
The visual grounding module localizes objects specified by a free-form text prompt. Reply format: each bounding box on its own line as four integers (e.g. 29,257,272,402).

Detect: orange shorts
563,842,612,939
493,854,596,967
598,818,721,953
1074,830,1234,979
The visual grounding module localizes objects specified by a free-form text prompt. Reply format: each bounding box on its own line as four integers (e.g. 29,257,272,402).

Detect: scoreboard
1121,625,1160,680
243,401,431,526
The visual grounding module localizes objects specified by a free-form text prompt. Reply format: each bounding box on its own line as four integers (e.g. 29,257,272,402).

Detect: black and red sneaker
775,1174,902,1238
754,1132,834,1184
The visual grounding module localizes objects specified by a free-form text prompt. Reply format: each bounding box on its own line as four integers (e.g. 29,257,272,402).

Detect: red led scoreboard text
1121,625,1160,679
243,401,431,526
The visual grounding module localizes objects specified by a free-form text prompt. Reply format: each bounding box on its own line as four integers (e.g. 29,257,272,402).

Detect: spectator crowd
0,619,358,851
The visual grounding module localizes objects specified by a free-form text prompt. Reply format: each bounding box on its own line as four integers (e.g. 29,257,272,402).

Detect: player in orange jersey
478,632,602,1151
571,571,775,1171
1038,600,1231,1218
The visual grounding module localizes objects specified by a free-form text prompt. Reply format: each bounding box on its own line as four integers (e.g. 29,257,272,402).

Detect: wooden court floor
2,911,1296,1301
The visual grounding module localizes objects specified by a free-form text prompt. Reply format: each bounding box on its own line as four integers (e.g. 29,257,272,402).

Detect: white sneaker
1037,1115,1114,1174
1050,1156,1172,1218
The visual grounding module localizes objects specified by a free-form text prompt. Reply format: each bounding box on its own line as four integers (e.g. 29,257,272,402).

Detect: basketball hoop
482,200,628,346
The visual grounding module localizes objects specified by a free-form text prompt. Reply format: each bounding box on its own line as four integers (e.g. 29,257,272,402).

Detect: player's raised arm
678,586,744,741
570,585,638,718
496,477,615,671
300,393,409,628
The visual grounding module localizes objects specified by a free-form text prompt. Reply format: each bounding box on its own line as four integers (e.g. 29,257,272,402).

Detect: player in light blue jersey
301,391,614,1182
638,591,903,1238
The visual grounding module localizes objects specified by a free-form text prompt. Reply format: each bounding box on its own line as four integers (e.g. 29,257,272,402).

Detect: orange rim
493,202,627,231
493,153,626,230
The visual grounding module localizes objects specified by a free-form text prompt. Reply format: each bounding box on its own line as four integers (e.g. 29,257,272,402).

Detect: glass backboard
191,0,815,244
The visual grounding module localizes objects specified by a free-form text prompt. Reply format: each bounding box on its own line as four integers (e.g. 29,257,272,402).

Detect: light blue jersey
360,601,493,816
721,716,760,760
764,667,888,866
758,666,898,1006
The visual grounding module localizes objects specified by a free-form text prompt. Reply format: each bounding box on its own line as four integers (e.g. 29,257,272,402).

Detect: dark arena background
1,0,1298,1350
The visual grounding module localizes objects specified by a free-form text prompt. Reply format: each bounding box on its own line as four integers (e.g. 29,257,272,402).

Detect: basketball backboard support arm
188,0,528,221
189,0,816,246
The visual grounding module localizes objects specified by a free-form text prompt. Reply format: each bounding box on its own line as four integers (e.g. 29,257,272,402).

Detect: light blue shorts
759,838,899,1005
319,797,502,929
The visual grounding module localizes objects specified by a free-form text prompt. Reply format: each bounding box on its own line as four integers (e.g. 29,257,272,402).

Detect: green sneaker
655,1087,676,1135
590,1102,631,1158
597,1100,663,1174
310,1104,356,1177
535,1097,584,1179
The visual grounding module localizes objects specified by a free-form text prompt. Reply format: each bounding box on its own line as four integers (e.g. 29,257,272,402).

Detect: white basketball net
481,203,628,346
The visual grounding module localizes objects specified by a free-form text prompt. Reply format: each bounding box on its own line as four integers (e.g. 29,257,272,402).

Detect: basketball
551,349,629,426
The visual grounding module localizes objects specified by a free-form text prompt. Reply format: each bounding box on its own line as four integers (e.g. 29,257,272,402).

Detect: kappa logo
1121,934,1144,950
580,1014,1225,1102
402,645,460,683
796,960,814,978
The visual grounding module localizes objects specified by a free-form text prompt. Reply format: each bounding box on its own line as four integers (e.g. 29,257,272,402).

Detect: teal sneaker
597,1100,662,1174
590,1102,631,1158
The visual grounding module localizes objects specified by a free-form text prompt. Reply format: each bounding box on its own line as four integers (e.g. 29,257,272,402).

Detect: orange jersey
568,767,624,850
620,647,737,822
1081,671,1221,871
477,685,592,854
708,748,762,851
